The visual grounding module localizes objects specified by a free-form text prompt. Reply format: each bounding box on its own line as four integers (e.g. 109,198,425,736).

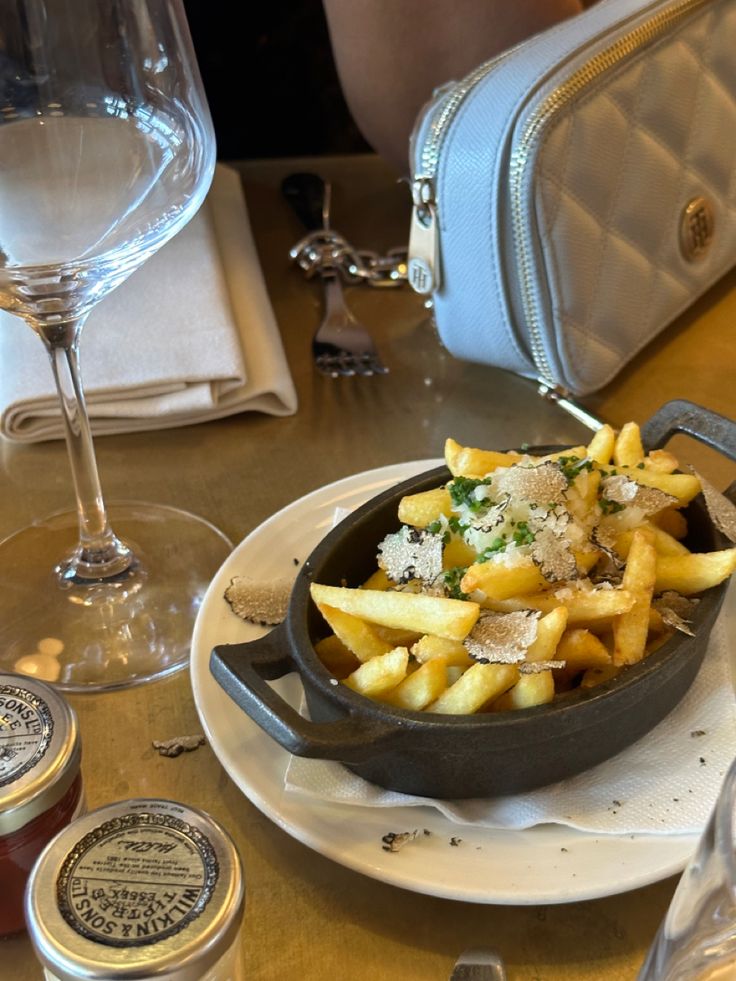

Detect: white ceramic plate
190,461,699,905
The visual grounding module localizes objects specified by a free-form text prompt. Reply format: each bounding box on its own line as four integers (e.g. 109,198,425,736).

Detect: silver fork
282,172,388,377
312,271,388,377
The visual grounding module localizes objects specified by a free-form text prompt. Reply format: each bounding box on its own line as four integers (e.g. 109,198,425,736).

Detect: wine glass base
0,502,233,692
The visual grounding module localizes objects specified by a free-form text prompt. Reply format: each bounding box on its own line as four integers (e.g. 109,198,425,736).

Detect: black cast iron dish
211,401,736,799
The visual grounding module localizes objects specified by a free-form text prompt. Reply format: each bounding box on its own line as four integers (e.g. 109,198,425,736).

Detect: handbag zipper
509,0,711,386
407,56,511,296
406,13,643,297
409,0,711,386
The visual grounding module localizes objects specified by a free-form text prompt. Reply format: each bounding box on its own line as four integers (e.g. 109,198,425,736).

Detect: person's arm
322,0,584,175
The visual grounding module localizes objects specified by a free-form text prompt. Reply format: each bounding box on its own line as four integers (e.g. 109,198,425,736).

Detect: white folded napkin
285,575,736,836
0,164,297,442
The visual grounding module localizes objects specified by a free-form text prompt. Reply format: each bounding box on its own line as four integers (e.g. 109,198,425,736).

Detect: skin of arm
322,0,585,176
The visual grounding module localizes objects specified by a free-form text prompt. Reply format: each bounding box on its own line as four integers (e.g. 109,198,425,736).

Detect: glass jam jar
0,672,83,936
25,798,245,981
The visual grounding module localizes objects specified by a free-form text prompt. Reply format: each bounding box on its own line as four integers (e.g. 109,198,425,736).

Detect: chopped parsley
599,497,626,515
426,519,451,544
449,476,493,512
513,521,536,546
477,537,507,561
448,516,468,536
557,455,594,483
443,566,469,600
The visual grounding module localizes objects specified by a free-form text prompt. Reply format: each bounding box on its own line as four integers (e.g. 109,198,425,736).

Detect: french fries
398,487,452,527
442,536,477,570
653,508,689,539
654,549,736,594
481,588,636,623
612,527,658,666
613,467,701,506
362,568,392,590
613,421,645,467
445,438,521,477
314,635,360,678
316,603,395,663
526,607,568,662
344,647,409,697
615,525,690,559
384,657,447,710
644,449,679,474
461,560,545,600
492,671,555,710
557,628,613,672
411,635,474,668
429,663,519,714
310,421,734,715
587,424,615,465
310,584,480,641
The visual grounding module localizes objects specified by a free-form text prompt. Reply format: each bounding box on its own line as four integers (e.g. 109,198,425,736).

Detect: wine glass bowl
0,0,232,691
638,755,736,981
0,2,214,319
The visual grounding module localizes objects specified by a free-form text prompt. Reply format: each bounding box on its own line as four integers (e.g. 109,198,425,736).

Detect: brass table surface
2,154,734,980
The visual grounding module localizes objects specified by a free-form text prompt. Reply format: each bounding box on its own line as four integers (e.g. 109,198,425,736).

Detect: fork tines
314,350,389,378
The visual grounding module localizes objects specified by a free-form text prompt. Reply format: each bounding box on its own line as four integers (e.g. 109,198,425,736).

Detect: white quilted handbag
408,0,736,405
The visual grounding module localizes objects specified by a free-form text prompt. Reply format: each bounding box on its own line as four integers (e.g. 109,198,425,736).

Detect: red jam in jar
0,673,83,936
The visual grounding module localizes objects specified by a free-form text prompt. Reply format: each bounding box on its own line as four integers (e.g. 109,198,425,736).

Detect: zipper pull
408,177,440,295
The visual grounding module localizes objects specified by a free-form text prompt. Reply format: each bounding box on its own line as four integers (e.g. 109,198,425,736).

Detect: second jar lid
0,673,81,836
25,797,245,981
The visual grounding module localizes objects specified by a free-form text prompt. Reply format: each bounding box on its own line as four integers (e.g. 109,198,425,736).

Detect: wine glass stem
41,319,133,581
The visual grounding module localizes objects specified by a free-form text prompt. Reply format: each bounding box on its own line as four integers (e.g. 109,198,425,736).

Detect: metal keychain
289,228,408,287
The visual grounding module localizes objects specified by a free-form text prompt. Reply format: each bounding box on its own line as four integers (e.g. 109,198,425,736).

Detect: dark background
182,0,371,161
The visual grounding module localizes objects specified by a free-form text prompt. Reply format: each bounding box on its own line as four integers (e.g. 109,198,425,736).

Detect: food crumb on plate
381,830,419,852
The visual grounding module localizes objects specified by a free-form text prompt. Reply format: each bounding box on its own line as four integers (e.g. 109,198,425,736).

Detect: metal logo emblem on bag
680,196,715,262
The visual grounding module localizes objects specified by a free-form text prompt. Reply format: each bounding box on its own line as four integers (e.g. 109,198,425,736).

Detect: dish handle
210,629,399,764
641,400,736,467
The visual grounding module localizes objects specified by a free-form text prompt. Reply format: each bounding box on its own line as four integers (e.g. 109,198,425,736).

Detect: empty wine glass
0,0,232,690
638,755,736,981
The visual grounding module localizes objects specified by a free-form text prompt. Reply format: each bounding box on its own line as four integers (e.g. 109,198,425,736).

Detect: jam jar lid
0,673,81,837
25,798,245,981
